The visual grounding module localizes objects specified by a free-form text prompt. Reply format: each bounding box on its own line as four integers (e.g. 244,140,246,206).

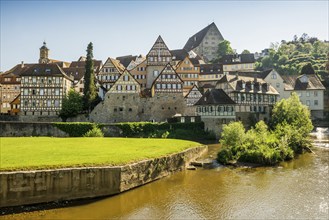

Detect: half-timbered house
215,73,279,125
20,63,73,116
146,35,172,88
97,58,124,91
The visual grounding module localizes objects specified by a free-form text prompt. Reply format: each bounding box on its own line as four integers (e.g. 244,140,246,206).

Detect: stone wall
0,146,207,208
0,121,69,137
90,93,186,123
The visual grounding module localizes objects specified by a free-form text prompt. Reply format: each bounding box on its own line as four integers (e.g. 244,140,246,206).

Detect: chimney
21,61,24,68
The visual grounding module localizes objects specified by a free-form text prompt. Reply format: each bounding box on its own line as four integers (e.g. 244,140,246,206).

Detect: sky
0,0,328,72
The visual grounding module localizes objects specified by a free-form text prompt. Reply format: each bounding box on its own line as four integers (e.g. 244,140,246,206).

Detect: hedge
53,122,96,137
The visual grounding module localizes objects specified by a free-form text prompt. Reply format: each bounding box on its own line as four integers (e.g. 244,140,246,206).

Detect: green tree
270,92,313,137
83,42,98,111
220,121,246,149
216,40,234,59
59,89,83,121
301,63,315,75
241,49,251,54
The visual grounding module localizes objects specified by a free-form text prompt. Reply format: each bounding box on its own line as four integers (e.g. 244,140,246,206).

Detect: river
1,129,329,219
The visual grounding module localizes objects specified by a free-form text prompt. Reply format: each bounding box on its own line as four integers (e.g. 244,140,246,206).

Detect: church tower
39,41,49,64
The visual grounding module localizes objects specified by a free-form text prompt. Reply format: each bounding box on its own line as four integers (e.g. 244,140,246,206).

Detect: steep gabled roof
170,49,189,61
3,63,34,76
21,63,73,80
151,63,184,89
116,55,138,68
184,85,203,98
195,89,235,105
282,74,325,91
146,35,172,57
183,22,224,51
64,59,102,81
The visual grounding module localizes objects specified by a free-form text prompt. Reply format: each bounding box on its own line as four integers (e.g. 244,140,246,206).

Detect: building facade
183,22,224,62
20,63,73,116
215,74,279,126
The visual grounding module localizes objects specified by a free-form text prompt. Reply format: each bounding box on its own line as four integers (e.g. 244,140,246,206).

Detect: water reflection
1,132,329,220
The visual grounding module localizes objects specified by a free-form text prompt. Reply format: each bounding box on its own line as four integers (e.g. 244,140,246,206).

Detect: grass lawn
0,137,201,171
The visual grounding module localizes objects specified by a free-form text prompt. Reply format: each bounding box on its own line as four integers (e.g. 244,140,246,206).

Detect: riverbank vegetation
53,121,216,140
217,93,313,165
0,138,201,171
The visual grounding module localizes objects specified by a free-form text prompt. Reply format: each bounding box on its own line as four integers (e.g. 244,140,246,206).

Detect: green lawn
0,137,201,171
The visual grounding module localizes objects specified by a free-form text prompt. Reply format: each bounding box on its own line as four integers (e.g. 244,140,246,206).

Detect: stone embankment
0,146,207,208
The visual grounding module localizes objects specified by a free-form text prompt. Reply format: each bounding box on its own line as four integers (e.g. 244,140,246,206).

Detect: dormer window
300,75,308,83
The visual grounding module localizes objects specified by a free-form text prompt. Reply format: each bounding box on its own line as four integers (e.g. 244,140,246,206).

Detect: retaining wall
0,146,207,208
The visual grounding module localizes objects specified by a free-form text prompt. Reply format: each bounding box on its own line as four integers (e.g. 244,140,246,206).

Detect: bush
217,148,233,165
83,126,104,137
53,122,95,137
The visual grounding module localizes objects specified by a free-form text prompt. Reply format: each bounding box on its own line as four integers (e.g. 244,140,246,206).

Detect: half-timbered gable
130,60,147,89
108,69,141,94
20,63,73,116
152,63,183,95
146,36,172,88
97,58,124,90
176,56,200,95
185,85,203,106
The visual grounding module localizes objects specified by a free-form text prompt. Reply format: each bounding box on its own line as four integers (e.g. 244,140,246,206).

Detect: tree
241,49,251,54
216,40,234,59
83,42,98,111
270,92,313,137
59,89,83,121
301,63,315,75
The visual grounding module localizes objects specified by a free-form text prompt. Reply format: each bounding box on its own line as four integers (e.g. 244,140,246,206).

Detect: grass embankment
0,137,201,171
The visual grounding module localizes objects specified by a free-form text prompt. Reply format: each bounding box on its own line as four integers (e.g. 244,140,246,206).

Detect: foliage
83,125,104,137
214,40,234,61
270,92,313,137
301,63,315,75
1,137,201,171
241,49,251,54
83,42,98,111
59,89,83,121
217,94,314,166
112,122,212,140
255,34,329,75
53,122,95,137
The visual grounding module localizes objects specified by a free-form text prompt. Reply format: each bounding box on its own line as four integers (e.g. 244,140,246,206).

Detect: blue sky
1,0,328,71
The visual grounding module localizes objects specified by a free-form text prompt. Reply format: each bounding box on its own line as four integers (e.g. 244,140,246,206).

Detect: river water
1,130,329,219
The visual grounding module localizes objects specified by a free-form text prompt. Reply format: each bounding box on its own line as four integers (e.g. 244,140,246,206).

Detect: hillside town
0,22,328,134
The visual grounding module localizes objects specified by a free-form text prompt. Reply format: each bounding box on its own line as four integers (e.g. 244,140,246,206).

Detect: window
47,100,51,107
276,83,280,88
55,77,60,84
177,84,182,89
181,117,185,123
117,85,122,90
32,89,36,95
156,84,161,89
314,100,318,106
32,77,36,83
271,73,277,79
123,75,129,81
314,91,318,97
173,84,177,89
40,89,44,95
54,100,59,107
153,70,159,77
55,89,60,95
306,91,310,97
167,84,172,89
306,100,310,106
162,84,166,89
24,89,28,95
